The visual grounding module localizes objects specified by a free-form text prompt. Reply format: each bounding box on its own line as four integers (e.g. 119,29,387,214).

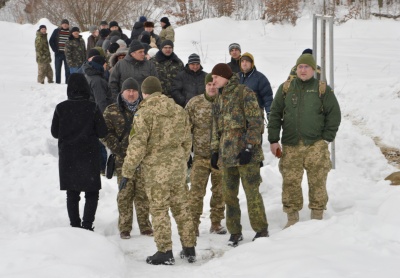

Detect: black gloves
187,155,193,169
236,148,252,165
119,177,128,191
211,152,219,170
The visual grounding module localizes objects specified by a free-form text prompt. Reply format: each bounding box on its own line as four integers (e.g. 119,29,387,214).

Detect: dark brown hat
144,21,154,28
211,63,233,80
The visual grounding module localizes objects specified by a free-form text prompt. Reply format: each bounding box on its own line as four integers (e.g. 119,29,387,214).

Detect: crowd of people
47,16,341,266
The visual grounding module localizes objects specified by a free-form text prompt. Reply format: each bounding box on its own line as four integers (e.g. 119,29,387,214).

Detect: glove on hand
187,155,193,169
211,152,219,170
119,177,128,191
236,148,252,165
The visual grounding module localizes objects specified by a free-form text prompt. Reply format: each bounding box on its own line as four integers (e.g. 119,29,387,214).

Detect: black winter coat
131,22,144,40
171,64,207,107
51,74,108,192
227,57,241,73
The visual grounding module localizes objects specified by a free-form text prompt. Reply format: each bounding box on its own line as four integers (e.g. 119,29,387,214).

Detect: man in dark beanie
101,77,153,240
171,53,207,107
268,52,341,229
120,75,197,265
96,29,110,48
159,16,174,43
65,27,86,74
210,62,269,247
49,19,70,83
99,21,108,30
130,15,147,40
109,39,158,101
288,48,322,80
227,42,241,74
35,24,54,84
150,40,183,97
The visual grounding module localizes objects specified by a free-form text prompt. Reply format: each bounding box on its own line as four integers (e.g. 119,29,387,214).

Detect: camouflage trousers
279,140,332,213
117,170,152,233
189,156,225,229
37,63,53,83
143,163,196,253
222,163,268,234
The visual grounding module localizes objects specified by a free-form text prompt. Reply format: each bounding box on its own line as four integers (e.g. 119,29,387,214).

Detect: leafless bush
265,0,300,26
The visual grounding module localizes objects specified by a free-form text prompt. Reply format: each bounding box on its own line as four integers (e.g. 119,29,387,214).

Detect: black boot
82,191,99,231
228,233,243,247
146,250,175,265
252,227,269,241
180,247,196,263
66,190,81,227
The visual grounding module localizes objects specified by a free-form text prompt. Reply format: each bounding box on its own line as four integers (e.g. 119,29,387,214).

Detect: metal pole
312,14,318,79
329,16,336,169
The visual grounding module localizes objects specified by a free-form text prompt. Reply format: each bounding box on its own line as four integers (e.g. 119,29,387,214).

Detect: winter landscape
0,12,400,278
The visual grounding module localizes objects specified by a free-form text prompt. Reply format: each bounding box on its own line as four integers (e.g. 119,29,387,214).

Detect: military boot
180,247,196,263
210,222,227,235
311,209,323,220
146,250,175,265
120,231,131,239
228,233,243,247
283,211,299,229
252,227,269,241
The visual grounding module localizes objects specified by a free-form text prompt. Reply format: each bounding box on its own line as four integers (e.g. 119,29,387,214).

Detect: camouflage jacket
35,31,51,64
151,52,184,97
101,94,137,175
159,25,175,42
65,35,86,68
185,93,215,159
122,92,191,179
211,75,264,167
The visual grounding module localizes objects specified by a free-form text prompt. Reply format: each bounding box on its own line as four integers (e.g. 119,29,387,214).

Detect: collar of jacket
125,54,145,65
241,67,256,78
295,75,316,85
204,91,216,102
68,34,82,40
184,64,204,75
222,74,240,94
155,51,179,63
230,56,240,65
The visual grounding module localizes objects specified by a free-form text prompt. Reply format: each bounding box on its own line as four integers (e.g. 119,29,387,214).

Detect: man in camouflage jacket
121,76,196,265
35,25,53,84
210,63,268,247
65,27,86,74
268,54,341,228
101,78,152,239
185,73,226,236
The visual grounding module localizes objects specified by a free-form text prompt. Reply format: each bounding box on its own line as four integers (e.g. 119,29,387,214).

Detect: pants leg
304,140,331,210
133,169,152,233
222,166,242,234
66,190,81,227
117,175,135,233
82,191,99,229
210,165,225,223
238,164,268,232
279,143,306,213
45,63,54,82
54,53,62,84
62,53,70,83
37,63,45,83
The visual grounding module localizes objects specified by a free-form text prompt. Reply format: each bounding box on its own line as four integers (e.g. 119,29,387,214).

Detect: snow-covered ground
0,16,400,278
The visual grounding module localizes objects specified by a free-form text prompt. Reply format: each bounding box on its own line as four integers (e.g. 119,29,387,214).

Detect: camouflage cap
141,76,162,94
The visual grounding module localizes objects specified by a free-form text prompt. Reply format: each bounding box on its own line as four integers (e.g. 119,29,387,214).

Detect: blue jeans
69,67,79,74
54,52,70,84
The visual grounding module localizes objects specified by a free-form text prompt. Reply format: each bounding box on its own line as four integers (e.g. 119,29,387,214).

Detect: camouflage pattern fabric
151,53,184,97
279,140,331,213
65,36,86,68
159,25,175,42
189,156,225,229
122,92,196,252
117,171,152,233
37,63,53,83
211,75,264,167
222,164,268,234
35,31,51,64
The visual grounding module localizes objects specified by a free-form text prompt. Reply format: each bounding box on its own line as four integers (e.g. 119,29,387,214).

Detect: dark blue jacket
239,67,273,114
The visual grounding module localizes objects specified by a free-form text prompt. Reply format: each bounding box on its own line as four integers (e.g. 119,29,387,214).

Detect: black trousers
66,190,99,229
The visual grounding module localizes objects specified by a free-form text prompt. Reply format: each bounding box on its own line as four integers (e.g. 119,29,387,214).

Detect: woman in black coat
51,73,108,230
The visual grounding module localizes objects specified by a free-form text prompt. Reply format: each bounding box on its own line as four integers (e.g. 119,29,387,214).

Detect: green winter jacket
35,31,51,64
268,77,341,146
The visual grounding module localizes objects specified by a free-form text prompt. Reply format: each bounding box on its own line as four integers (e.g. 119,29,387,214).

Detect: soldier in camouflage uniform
35,25,53,84
185,73,226,236
268,54,341,229
65,27,86,74
150,40,184,97
121,76,196,265
159,17,175,43
101,78,152,239
210,63,269,247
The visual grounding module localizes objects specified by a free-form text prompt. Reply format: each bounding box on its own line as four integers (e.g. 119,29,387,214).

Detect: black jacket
51,74,108,192
227,57,241,73
131,21,144,40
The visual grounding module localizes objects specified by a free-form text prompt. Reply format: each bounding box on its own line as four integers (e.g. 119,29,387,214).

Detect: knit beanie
61,19,69,25
141,76,162,95
89,25,97,33
109,21,119,28
296,53,316,70
87,48,100,58
302,48,313,55
160,17,169,24
90,56,106,72
128,40,145,54
188,53,200,64
121,77,139,92
139,16,147,23
100,20,108,26
211,63,233,80
144,21,154,28
38,25,46,31
108,42,120,54
71,27,80,33
161,40,174,49
240,52,255,69
204,73,213,85
229,43,241,52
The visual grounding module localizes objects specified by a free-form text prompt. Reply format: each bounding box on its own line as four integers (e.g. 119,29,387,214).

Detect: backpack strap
282,78,292,99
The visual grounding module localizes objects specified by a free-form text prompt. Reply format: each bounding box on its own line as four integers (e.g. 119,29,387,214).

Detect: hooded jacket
35,31,51,64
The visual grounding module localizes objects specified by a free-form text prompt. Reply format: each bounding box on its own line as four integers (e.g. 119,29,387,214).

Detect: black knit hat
100,20,108,26
71,27,80,33
141,76,162,94
128,40,144,54
92,55,106,66
87,48,100,58
188,53,200,64
121,77,139,92
139,16,147,23
38,25,46,31
211,63,233,80
109,21,119,28
302,48,313,54
160,17,169,24
161,40,174,49
108,42,120,54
